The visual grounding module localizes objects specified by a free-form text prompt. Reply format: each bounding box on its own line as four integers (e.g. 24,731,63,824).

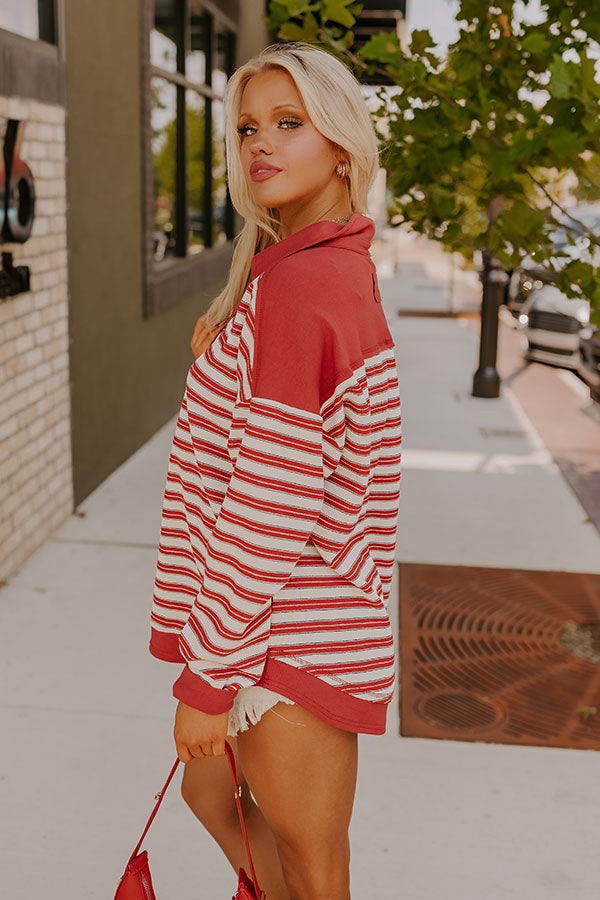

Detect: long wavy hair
202,41,381,330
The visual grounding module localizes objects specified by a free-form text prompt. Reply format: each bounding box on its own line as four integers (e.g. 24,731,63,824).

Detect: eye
278,116,302,130
237,117,302,138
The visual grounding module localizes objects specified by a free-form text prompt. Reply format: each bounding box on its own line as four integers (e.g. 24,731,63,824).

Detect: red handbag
114,740,265,900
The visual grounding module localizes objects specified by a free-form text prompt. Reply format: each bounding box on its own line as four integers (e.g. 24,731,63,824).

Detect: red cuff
172,665,237,714
149,628,186,663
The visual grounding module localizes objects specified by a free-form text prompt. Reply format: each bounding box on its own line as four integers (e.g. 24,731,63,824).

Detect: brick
7,97,30,120
52,249,68,269
17,403,38,429
0,342,16,366
15,367,37,392
0,451,20,484
15,332,35,354
2,489,24,518
3,317,25,340
21,346,45,370
27,140,49,160
35,361,53,381
34,324,53,345
37,123,55,142
5,351,26,377
23,510,44,538
23,310,43,331
51,318,68,339
38,160,56,178
32,102,65,125
51,283,68,304
33,290,53,310
26,417,45,440
48,217,66,235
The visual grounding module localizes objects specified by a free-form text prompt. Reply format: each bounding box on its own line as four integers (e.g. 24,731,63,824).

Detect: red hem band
258,657,388,735
150,628,390,733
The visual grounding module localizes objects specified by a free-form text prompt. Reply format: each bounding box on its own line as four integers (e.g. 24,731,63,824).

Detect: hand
190,313,224,358
174,700,229,762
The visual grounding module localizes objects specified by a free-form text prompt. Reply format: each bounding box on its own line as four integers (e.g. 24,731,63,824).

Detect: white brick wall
0,96,73,581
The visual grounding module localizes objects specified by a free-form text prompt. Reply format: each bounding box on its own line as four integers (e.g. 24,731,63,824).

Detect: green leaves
547,127,585,160
410,29,436,56
323,0,356,27
548,55,577,99
265,0,600,317
358,32,402,63
277,12,320,42
521,31,550,55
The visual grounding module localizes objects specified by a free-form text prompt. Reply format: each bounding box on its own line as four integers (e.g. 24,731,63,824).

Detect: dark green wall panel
64,0,225,504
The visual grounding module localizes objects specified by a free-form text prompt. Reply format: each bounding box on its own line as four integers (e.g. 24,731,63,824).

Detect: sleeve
172,267,343,714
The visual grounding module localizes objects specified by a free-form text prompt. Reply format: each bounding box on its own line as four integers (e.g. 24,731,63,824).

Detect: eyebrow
237,103,304,122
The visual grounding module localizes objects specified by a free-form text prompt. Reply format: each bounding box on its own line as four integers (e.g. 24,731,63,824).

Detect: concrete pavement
1,229,600,899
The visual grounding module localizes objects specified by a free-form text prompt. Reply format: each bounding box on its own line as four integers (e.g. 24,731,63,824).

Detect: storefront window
150,0,178,74
185,89,206,254
0,0,57,44
150,0,235,264
186,5,207,84
212,99,228,247
151,77,178,261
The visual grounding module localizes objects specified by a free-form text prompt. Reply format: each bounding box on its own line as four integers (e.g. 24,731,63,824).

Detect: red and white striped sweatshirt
149,213,402,734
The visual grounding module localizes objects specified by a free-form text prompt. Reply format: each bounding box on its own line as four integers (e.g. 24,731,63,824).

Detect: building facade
0,5,71,579
0,0,268,581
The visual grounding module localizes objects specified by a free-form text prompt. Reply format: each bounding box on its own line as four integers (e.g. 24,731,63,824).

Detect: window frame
142,0,239,317
0,1,65,104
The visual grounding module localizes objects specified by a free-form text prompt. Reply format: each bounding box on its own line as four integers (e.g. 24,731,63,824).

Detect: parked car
518,285,590,369
506,263,555,319
506,203,600,319
578,324,600,402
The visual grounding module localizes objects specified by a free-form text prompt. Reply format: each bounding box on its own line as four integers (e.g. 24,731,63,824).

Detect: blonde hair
202,41,381,329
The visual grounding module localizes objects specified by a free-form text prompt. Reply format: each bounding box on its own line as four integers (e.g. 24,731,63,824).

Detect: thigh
236,700,358,852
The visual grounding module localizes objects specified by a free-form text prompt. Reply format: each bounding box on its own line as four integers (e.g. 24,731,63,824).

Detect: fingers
176,743,193,764
176,741,222,761
174,702,229,761
211,739,226,757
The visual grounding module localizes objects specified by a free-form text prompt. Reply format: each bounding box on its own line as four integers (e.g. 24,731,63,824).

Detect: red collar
250,213,376,280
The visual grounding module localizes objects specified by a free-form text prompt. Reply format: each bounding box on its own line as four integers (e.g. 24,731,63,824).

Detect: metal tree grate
398,563,600,749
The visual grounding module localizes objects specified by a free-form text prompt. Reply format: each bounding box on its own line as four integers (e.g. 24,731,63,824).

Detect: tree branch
519,163,600,245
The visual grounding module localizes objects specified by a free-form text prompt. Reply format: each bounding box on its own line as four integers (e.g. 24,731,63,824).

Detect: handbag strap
127,742,262,897
128,757,181,864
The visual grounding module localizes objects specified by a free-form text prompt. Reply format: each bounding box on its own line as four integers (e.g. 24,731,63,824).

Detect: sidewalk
2,231,600,899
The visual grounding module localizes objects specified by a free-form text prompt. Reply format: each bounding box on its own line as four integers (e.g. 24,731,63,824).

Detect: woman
149,41,402,900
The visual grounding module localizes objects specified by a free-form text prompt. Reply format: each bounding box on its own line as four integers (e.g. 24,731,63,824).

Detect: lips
250,161,282,176
250,161,281,181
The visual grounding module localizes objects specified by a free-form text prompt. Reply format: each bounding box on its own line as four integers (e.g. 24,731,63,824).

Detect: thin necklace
330,214,352,224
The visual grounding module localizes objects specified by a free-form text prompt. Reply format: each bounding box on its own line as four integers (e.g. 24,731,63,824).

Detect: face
237,67,343,216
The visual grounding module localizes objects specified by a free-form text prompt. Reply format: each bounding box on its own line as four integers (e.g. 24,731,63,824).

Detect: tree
265,0,600,328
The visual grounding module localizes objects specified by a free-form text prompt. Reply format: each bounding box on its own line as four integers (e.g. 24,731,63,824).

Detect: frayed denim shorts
226,685,296,737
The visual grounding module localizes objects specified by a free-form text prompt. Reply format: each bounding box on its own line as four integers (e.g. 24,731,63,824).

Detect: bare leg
180,731,290,899
237,701,358,900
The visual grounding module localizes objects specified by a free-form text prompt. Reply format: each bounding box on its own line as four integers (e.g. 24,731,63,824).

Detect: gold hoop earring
335,161,349,179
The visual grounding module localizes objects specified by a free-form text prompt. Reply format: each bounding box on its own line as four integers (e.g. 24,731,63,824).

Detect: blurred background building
0,1,406,580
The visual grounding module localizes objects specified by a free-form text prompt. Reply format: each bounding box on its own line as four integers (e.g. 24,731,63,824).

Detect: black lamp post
472,252,508,398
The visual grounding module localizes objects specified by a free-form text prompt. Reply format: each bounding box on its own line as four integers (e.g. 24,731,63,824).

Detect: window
0,0,57,44
150,0,236,265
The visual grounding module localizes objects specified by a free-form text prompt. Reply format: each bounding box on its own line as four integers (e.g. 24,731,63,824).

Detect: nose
246,126,272,156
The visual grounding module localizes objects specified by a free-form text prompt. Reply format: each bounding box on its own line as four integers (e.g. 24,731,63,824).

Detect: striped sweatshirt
149,212,402,735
